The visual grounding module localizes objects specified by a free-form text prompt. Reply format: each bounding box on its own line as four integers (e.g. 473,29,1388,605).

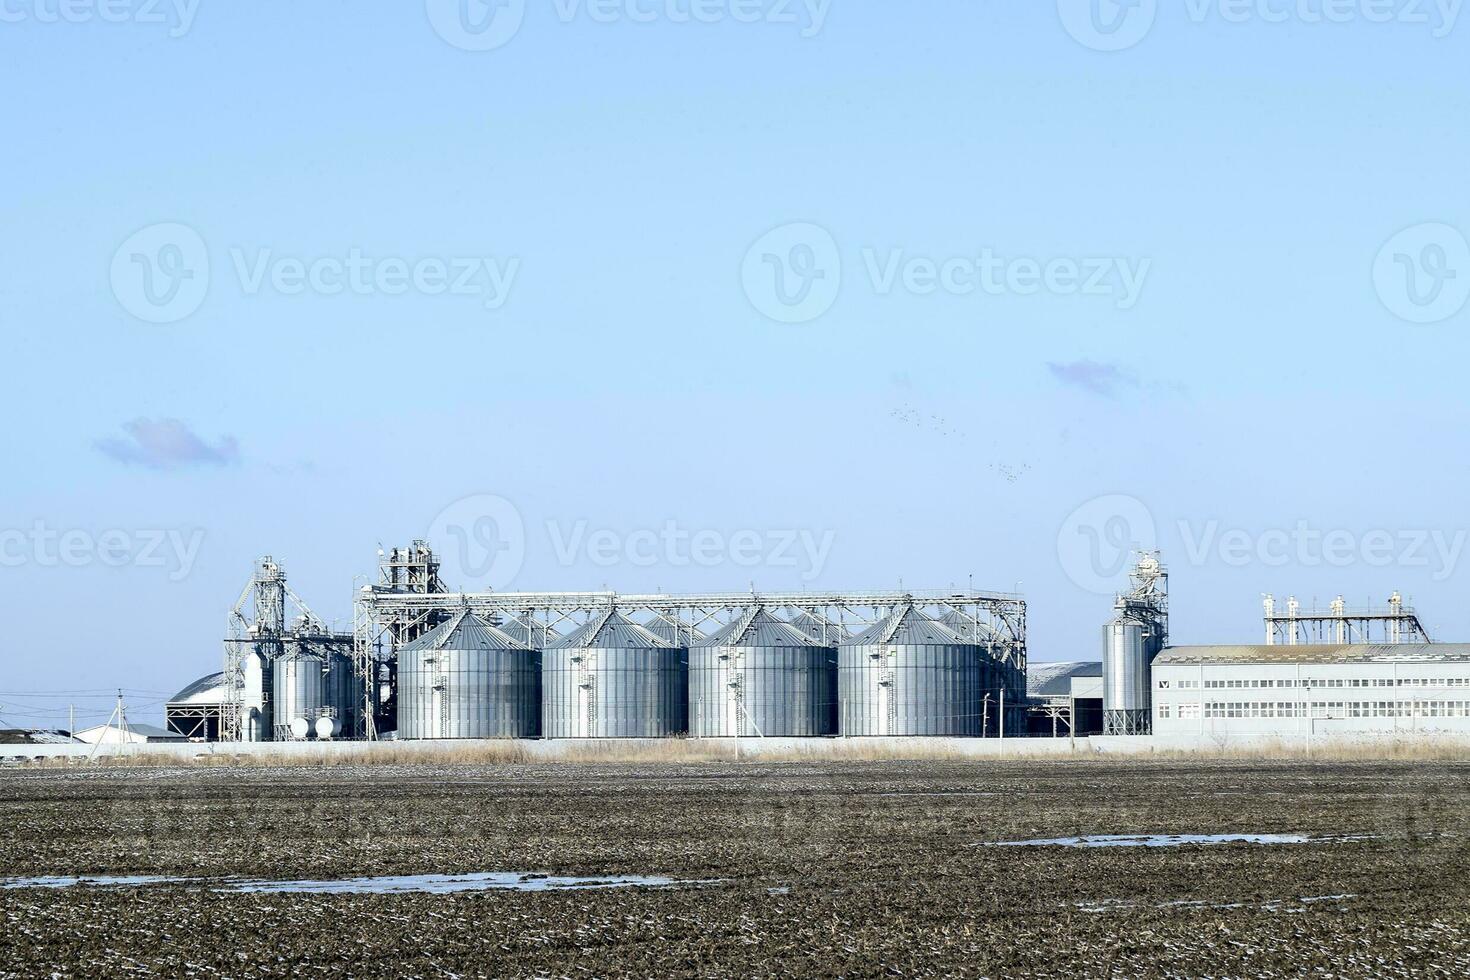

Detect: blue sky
2,1,1468,727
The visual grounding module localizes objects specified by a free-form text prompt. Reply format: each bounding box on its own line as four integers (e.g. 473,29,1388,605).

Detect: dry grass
18,734,1470,769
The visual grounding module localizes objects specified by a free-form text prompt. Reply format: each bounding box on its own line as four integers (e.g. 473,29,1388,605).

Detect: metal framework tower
1102,553,1168,736
221,556,349,742
1262,592,1430,645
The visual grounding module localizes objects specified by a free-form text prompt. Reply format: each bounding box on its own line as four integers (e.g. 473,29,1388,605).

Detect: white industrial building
74,722,188,745
1152,644,1470,737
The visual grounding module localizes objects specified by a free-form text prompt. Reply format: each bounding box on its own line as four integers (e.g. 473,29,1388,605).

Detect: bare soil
3,759,1469,977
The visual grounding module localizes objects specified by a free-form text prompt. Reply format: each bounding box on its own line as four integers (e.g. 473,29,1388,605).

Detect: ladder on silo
575,653,595,736
877,647,897,737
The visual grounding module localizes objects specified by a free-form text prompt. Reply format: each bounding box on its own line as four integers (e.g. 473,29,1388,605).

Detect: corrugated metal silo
542,610,687,738
272,642,355,740
397,609,540,739
839,606,986,736
689,608,837,737
1102,616,1152,734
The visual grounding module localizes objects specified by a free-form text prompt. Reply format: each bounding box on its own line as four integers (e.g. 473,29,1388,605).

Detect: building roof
1154,644,1470,666
0,729,80,745
76,722,186,740
1026,661,1103,698
168,671,227,706
694,608,832,649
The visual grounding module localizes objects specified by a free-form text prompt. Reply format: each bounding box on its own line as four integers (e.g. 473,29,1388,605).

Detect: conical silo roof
843,605,966,646
548,610,672,650
645,616,705,646
496,615,561,648
791,610,848,645
400,609,528,652
939,609,996,641
695,607,830,648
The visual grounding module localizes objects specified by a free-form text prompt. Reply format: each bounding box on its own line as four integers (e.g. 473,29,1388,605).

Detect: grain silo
689,607,838,737
839,606,986,736
542,610,687,738
939,608,1027,736
272,641,355,740
396,609,540,739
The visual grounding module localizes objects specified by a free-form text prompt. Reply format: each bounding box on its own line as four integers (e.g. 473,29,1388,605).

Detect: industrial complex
142,543,1470,750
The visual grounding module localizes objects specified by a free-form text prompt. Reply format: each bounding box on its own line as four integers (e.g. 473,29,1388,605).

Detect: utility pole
86,691,132,764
